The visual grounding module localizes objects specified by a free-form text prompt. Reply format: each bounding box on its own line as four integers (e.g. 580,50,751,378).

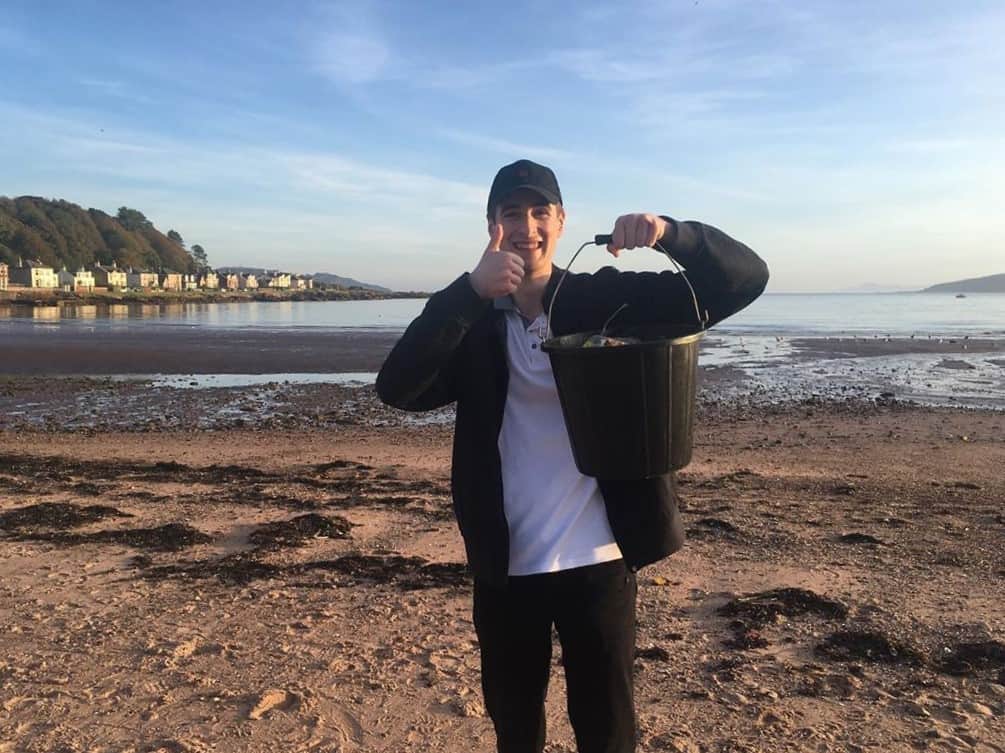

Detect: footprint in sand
311,704,365,750
247,688,300,720
246,688,364,749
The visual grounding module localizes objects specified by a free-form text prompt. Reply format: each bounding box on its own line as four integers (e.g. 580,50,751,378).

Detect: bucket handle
546,233,709,339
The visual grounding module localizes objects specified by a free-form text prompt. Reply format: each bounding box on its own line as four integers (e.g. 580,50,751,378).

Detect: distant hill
311,272,389,292
841,283,920,293
0,196,195,273
217,268,389,292
922,273,1005,293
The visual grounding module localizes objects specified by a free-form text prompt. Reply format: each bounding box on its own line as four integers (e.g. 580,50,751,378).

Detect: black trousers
472,559,638,753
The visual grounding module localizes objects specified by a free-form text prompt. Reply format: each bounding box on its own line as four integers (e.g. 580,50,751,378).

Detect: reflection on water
32,306,61,320
0,294,1003,337
63,305,98,319
0,298,429,330
137,372,378,389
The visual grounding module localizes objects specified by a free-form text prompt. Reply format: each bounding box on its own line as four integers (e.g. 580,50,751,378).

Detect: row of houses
0,261,313,293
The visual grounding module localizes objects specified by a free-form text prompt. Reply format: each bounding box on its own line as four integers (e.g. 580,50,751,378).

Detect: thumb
486,222,504,252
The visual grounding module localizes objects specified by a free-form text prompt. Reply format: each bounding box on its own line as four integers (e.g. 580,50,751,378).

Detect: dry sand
2,378,1004,752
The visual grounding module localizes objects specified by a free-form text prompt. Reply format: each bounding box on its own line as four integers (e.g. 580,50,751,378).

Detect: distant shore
0,288,429,305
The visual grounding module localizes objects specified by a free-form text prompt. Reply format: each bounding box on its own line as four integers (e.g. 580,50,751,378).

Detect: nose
517,212,537,236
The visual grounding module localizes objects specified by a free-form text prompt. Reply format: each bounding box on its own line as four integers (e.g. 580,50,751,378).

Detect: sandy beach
1,336,1004,753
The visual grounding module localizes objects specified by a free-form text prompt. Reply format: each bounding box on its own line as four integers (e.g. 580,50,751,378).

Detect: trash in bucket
541,235,706,480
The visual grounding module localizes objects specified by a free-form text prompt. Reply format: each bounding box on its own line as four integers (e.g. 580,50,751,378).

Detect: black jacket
376,218,769,584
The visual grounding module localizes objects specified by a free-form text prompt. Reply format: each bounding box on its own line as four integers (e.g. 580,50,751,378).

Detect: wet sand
0,327,402,374
1,342,1004,752
0,324,1001,375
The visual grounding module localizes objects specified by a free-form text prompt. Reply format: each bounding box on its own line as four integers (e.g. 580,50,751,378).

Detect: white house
92,263,128,290
159,272,183,291
57,267,96,292
261,272,291,289
127,269,160,289
10,259,58,288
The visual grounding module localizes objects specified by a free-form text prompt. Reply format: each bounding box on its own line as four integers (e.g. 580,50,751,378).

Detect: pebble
935,709,970,726
904,700,932,718
983,683,1005,699
755,709,789,728
717,690,751,707
644,732,702,753
754,686,780,702
961,701,993,717
451,697,484,717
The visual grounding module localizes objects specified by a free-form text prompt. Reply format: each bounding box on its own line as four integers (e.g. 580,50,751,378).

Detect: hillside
922,273,1005,293
0,196,195,273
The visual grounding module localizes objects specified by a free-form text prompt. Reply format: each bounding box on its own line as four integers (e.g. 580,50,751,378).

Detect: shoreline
0,288,429,305
2,326,1003,410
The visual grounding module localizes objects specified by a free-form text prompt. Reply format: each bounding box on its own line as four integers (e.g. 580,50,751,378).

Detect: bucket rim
541,329,704,353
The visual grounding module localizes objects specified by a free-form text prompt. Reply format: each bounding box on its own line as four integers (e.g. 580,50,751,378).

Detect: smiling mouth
513,242,542,252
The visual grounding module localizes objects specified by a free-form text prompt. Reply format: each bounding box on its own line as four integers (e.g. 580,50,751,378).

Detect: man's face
490,188,565,277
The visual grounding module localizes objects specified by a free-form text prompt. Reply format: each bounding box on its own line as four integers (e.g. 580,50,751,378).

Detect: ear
557,206,566,234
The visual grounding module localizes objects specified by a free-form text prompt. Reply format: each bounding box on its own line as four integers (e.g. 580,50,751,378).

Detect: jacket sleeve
658,218,769,327
375,273,491,411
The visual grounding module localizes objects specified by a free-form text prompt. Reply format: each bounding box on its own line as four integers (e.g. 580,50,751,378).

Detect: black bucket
542,329,702,479
541,236,706,479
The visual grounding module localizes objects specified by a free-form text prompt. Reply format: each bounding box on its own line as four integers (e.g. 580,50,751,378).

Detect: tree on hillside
0,196,202,273
191,244,208,269
142,227,193,272
167,229,184,247
116,207,153,231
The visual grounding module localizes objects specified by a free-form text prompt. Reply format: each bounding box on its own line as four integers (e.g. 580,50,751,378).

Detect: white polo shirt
496,302,623,576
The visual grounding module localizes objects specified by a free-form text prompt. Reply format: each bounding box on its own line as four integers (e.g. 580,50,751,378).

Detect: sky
1,0,1003,292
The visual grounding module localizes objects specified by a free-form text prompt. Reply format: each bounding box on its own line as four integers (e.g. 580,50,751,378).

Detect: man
376,159,768,753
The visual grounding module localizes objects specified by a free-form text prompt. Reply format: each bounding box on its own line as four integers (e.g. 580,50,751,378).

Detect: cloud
314,30,389,84
438,129,576,163
283,153,484,208
65,137,165,155
889,138,973,154
80,78,127,95
0,24,38,55
309,0,392,85
78,78,156,105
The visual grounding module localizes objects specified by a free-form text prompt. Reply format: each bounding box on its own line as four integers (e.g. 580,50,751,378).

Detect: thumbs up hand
470,223,526,299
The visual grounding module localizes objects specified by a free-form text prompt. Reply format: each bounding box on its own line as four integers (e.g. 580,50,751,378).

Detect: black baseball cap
486,159,562,218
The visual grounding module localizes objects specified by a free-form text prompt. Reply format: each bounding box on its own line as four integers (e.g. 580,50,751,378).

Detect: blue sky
1,0,1002,292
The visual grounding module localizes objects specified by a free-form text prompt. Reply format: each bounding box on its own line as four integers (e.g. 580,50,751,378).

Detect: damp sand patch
718,587,850,628
817,629,925,666
135,552,468,590
247,513,354,551
5,521,212,552
0,501,131,531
